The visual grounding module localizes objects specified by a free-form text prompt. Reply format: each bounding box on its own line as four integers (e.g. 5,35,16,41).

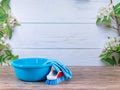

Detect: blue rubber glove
46,59,72,80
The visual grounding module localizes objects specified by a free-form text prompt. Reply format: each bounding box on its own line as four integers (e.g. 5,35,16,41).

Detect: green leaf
0,44,4,50
5,50,12,56
99,53,105,58
11,55,19,60
0,31,4,38
0,14,8,25
115,8,120,15
102,16,111,24
100,51,113,59
1,0,10,10
116,14,120,18
4,55,12,61
96,18,101,24
101,58,116,66
0,55,4,65
15,22,21,26
0,6,8,25
0,6,6,15
6,25,12,39
114,2,120,10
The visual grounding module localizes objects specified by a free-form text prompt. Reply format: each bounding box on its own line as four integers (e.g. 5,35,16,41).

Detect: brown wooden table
0,66,120,90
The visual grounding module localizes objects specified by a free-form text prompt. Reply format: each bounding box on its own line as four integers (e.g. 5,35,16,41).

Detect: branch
110,0,120,35
110,0,113,4
111,26,119,30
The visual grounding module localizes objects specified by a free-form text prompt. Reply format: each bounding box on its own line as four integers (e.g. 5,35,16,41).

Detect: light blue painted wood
11,0,109,23
10,0,118,66
12,48,104,66
10,24,117,48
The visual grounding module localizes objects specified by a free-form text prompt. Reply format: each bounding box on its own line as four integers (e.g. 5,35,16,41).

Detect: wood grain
8,0,119,66
0,66,120,90
12,49,103,66
10,24,117,49
9,23,117,66
11,0,108,23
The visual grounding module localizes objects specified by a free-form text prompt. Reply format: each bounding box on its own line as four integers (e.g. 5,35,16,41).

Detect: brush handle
57,71,64,78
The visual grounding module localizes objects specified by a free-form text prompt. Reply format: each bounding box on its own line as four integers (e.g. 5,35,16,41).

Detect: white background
10,0,118,66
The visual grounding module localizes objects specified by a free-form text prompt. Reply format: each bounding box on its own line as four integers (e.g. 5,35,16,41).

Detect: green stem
112,56,118,66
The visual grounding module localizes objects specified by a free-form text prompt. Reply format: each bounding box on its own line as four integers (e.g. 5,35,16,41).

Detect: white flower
0,0,2,4
10,23,15,28
2,23,7,29
97,4,113,19
6,43,11,49
3,42,7,46
1,37,5,41
9,16,17,28
0,41,2,44
102,37,120,53
0,40,3,44
3,34,7,38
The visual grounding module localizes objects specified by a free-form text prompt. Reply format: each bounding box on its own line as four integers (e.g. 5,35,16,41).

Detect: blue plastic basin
10,58,51,82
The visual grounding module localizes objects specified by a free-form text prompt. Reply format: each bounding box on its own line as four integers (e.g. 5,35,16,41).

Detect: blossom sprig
100,37,120,66
0,0,19,39
96,1,120,35
0,38,18,65
0,0,19,65
97,4,113,25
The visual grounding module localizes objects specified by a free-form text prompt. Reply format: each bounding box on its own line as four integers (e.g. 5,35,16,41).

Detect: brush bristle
45,76,65,85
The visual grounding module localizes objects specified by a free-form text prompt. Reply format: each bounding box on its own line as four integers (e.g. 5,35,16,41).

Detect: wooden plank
12,48,104,66
0,66,120,90
9,24,117,49
9,0,119,66
10,0,109,23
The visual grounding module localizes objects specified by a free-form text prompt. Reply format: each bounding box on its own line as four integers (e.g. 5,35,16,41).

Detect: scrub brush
45,66,65,85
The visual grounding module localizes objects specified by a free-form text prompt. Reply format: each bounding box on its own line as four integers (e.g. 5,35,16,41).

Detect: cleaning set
10,58,72,85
